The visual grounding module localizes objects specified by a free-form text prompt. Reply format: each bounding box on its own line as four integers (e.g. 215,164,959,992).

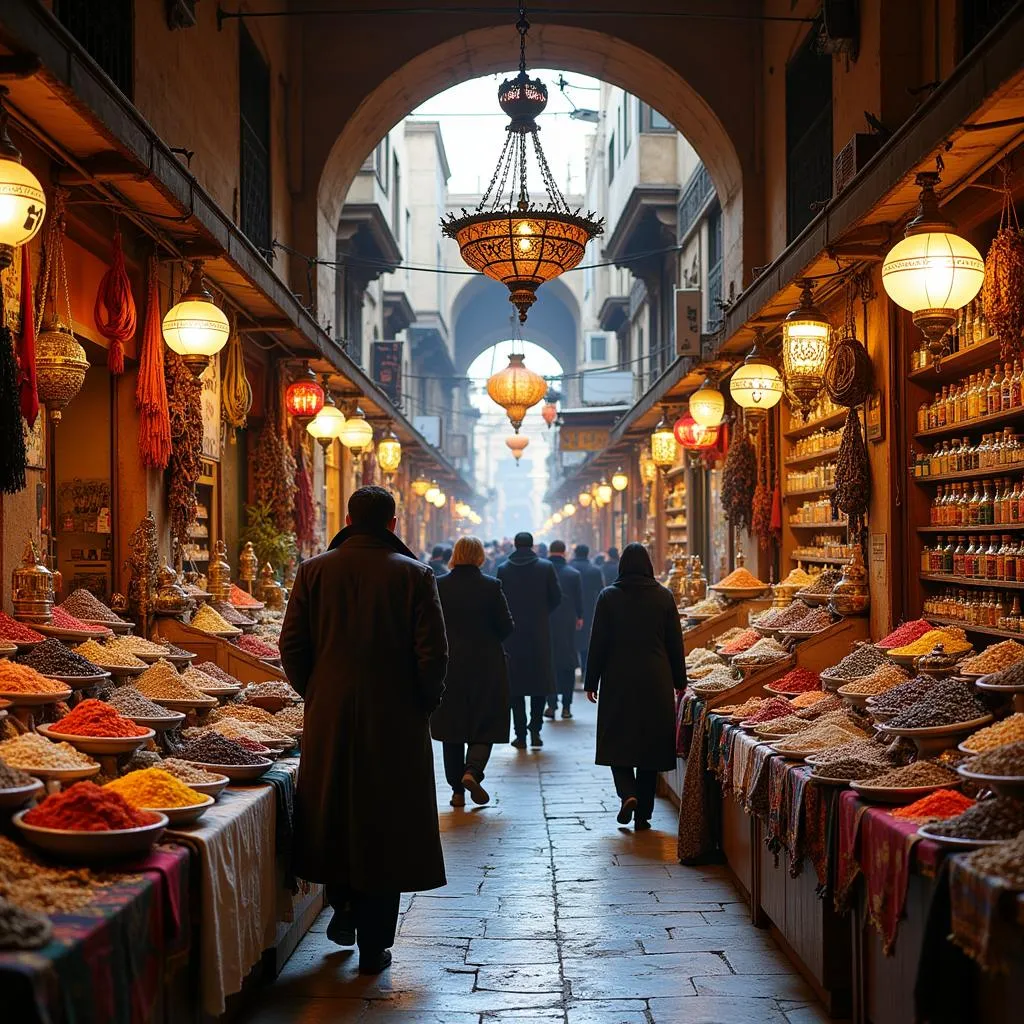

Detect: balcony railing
677,165,714,241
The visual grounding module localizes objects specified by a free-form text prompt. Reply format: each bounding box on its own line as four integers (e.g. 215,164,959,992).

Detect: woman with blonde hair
430,536,514,806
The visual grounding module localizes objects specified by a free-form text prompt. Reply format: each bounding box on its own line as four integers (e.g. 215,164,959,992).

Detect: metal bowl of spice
38,722,156,757
183,758,272,782
956,741,1024,798
13,806,168,862
0,778,44,809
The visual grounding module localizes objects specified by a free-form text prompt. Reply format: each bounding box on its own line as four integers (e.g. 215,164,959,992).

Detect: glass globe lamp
782,279,832,420
338,406,374,453
650,411,678,472
162,260,230,377
285,365,325,423
578,491,592,508
562,503,576,517
376,425,402,476
611,468,628,491
0,92,46,271
425,482,441,504
689,378,725,428
596,478,613,505
411,475,431,497
306,390,346,452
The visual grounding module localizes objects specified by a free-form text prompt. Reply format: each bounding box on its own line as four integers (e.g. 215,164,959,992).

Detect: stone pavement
239,697,830,1023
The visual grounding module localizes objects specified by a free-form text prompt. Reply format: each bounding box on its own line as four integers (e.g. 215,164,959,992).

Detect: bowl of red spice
33,607,113,641
37,699,155,756
763,667,821,699
14,782,167,861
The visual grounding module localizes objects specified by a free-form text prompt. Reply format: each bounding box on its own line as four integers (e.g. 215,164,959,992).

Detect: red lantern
285,366,325,422
541,402,558,427
673,413,719,451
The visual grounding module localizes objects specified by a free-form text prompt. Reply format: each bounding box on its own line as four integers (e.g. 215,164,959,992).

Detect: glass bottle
954,536,967,576
989,535,1003,580
1013,362,1023,408
989,365,1003,415
964,537,978,577
944,536,956,574
967,374,980,419
1003,362,1014,411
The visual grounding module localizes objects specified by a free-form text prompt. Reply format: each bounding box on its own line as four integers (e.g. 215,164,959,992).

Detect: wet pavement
239,696,829,1023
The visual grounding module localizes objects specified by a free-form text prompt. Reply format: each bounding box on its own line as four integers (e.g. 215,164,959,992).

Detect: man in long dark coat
545,540,583,719
497,531,561,748
279,486,448,974
601,545,620,586
569,543,605,674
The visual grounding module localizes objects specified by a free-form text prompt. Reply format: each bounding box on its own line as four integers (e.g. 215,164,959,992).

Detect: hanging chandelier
506,434,530,464
441,5,602,324
487,353,548,432
782,279,832,420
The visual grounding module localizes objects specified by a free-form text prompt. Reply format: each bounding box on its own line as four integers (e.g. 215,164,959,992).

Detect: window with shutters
54,0,133,98
239,26,272,257
706,201,723,331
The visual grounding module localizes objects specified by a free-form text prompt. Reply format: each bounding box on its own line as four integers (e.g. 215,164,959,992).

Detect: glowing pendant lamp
162,260,230,377
650,409,678,472
0,87,46,271
578,490,593,508
338,405,374,454
689,376,725,428
506,434,530,464
285,364,325,423
611,468,628,491
376,423,402,476
782,279,832,420
306,382,346,452
487,353,548,432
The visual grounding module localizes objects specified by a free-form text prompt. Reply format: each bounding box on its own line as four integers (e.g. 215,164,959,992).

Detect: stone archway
293,15,757,326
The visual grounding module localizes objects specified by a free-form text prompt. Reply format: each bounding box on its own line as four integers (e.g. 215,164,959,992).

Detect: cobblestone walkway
241,698,829,1023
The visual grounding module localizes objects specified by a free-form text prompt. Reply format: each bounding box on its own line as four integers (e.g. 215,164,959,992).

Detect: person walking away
431,537,514,807
584,542,686,830
601,546,620,586
279,486,448,973
497,532,561,748
545,540,583,719
569,544,604,674
428,545,448,576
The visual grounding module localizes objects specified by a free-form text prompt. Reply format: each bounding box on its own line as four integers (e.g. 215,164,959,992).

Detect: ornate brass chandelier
441,5,603,324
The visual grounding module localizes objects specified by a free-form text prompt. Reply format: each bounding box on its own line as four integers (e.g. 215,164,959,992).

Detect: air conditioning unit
584,330,612,364
833,133,883,197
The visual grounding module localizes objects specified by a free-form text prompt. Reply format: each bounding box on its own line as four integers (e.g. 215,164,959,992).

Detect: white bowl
13,808,168,862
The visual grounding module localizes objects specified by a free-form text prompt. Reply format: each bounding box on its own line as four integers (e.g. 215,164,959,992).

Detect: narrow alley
241,699,827,1024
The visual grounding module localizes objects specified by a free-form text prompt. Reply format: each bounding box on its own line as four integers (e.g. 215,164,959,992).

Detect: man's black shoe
634,818,652,831
530,731,543,747
511,736,527,749
543,706,555,719
358,949,392,974
617,796,637,825
325,909,355,946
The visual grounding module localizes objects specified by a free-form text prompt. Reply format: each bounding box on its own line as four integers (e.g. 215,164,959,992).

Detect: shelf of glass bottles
911,430,1024,483
792,535,857,562
923,587,1024,635
789,496,848,527
914,355,1024,440
909,299,992,375
922,476,1024,530
785,426,844,467
785,463,836,495
920,531,1024,585
784,395,846,439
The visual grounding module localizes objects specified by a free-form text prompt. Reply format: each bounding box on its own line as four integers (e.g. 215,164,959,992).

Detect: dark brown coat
279,527,448,892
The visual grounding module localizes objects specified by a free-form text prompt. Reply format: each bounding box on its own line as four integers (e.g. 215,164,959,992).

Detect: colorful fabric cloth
263,755,299,891
676,691,700,757
677,699,714,861
802,781,841,892
949,851,1024,973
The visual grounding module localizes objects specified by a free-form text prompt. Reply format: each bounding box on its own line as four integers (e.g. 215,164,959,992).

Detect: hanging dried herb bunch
221,315,252,441
722,420,757,534
832,407,870,544
253,366,297,535
165,352,203,552
752,420,774,549
982,181,1024,359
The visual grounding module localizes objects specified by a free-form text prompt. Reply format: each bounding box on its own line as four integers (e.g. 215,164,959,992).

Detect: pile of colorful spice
177,732,267,765
751,602,814,630
715,567,768,590
0,732,96,770
190,604,238,634
58,589,126,624
118,635,176,658
19,639,104,678
821,643,888,680
181,664,236,692
786,606,834,632
161,642,194,659
684,595,728,616
962,741,1024,776
773,722,869,753
892,789,975,822
960,714,1024,754
875,619,934,650
740,697,794,726
688,660,727,680
798,568,843,595
962,832,1024,888
24,781,158,831
723,696,768,720
757,708,864,739
235,634,279,659
54,699,149,737
105,767,206,809
732,637,789,666
134,660,216,705
812,756,892,781
157,758,224,783
0,836,114,913
888,627,972,658
195,662,244,687
979,659,1024,690
0,613,43,645
770,667,821,694
778,567,814,588
211,600,256,628
74,638,147,669
959,640,1024,675
810,738,895,769
229,583,263,609
837,663,909,696
689,665,738,691
860,761,960,789
0,662,71,696
0,754,35,789
791,690,831,710
719,629,761,656
927,797,1024,840
796,694,844,718
50,607,111,634
866,675,937,716
274,705,304,730
204,715,293,746
242,681,301,703
105,687,178,720
0,897,52,950
884,680,988,729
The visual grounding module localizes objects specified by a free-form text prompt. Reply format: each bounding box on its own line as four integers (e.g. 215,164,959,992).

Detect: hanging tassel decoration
136,256,172,469
17,243,38,427
0,286,27,494
221,316,252,442
93,228,136,375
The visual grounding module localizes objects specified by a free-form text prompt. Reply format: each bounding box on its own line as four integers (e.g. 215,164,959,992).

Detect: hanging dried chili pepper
721,419,757,534
769,411,783,533
982,180,1024,359
165,351,203,552
93,228,136,375
293,442,315,549
832,407,870,546
136,256,171,469
17,243,38,427
752,424,772,548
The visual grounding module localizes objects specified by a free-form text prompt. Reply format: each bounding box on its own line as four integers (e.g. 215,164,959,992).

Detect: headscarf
616,542,655,580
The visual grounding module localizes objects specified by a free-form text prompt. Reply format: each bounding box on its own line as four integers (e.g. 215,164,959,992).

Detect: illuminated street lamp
162,260,230,377
425,481,441,504
562,503,576,517
306,384,346,452
596,478,613,505
782,279,832,419
0,87,46,270
338,405,374,454
578,490,593,508
376,423,402,477
411,474,432,497
611,468,628,492
650,409,678,473
688,376,725,428
285,364,325,423
730,331,784,432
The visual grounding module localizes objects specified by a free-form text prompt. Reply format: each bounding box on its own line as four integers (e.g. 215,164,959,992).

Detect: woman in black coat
584,543,686,830
431,536,514,807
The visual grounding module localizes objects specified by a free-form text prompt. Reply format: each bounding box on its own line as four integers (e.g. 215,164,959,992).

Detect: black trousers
325,884,401,953
547,668,576,709
511,695,545,737
442,741,492,791
610,766,658,821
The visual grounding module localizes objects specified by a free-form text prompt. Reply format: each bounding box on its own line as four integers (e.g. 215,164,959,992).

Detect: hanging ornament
487,352,547,432
824,277,873,408
781,279,832,420
285,363,324,423
541,401,558,427
506,434,530,464
136,255,171,469
93,227,136,375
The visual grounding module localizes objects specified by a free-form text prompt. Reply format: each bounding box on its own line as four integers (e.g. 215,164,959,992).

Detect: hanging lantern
455,501,470,518
411,474,432,497
541,401,558,427
689,377,725,428
578,490,593,508
673,413,719,451
285,364,325,423
338,405,374,453
552,511,563,525
782,279,832,420
0,88,46,271
729,332,784,425
562,503,576,517
376,423,402,476
882,171,984,368
35,318,89,424
162,260,230,378
432,490,447,508
487,353,548,432
425,481,441,504
441,10,602,322
596,478,613,505
306,384,346,452
506,434,530,464
611,468,628,492
650,410,678,472
638,445,658,487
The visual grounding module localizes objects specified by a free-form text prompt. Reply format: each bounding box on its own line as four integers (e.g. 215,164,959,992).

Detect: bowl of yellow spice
105,767,215,826
886,628,972,668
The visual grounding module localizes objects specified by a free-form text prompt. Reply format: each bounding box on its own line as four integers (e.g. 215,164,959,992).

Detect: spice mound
723,696,767,720
686,648,723,671
24,781,158,831
235,634,279,659
242,681,301,703
156,758,223,784
54,698,150,738
211,600,256,628
884,680,988,729
105,686,177,720
719,629,761,656
822,643,888,680
134,660,216,705
733,637,789,666
959,640,1024,675
867,675,937,716
0,732,96,770
715,567,767,590
786,607,834,633
962,741,1024,776
194,662,244,687
181,664,235,692
0,661,70,695
812,738,895,769
0,754,35,789
771,667,821,694
860,761,960,789
229,583,263,609
888,627,971,658
741,697,795,726
118,635,176,657
0,612,44,644
19,638,105,678
753,602,814,630
799,568,843,595
74,639,147,669
980,660,1024,690
0,835,117,914
773,722,869,753
813,757,890,781
274,705,304,729
960,714,1024,754
892,789,975,823
838,663,909,696
59,588,125,624
190,604,238,634
875,620,933,650
791,690,831,709
206,715,293,746
684,596,727,616
963,832,1024,888
0,896,52,950
177,732,266,766
779,567,814,588
927,797,1024,840
105,767,206,809
51,606,110,634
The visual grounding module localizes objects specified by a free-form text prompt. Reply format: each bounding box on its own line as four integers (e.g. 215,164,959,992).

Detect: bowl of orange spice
38,699,155,756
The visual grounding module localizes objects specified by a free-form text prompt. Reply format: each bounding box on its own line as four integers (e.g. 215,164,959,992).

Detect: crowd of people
280,487,686,972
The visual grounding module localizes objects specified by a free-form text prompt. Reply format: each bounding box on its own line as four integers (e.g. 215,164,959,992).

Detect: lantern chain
531,130,571,213
516,3,529,76
478,128,515,212
517,130,529,208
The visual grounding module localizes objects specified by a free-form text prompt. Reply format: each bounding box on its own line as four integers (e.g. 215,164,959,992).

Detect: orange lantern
506,435,530,464
541,402,558,428
285,365,325,422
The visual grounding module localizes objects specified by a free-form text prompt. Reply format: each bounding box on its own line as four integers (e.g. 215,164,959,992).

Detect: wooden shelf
788,521,848,530
784,486,834,499
920,572,1024,590
792,554,852,565
915,405,1024,441
784,445,841,468
911,463,1024,484
907,335,1000,385
918,524,1024,534
928,614,1024,641
784,408,849,440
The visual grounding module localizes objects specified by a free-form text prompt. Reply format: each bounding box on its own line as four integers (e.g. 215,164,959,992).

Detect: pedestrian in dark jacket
428,544,448,577
584,542,686,831
569,544,604,673
279,486,448,973
431,537,514,808
545,540,583,719
601,546,620,586
496,531,561,747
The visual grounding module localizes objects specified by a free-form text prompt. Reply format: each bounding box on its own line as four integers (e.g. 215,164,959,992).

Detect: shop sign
560,427,610,452
372,341,403,403
201,357,221,461
674,287,701,356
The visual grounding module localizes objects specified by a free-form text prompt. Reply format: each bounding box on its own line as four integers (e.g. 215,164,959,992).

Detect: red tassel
135,256,171,469
16,244,38,427
94,228,136,375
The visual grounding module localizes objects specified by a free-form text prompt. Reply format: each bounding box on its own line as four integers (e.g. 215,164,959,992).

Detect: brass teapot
828,546,870,616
